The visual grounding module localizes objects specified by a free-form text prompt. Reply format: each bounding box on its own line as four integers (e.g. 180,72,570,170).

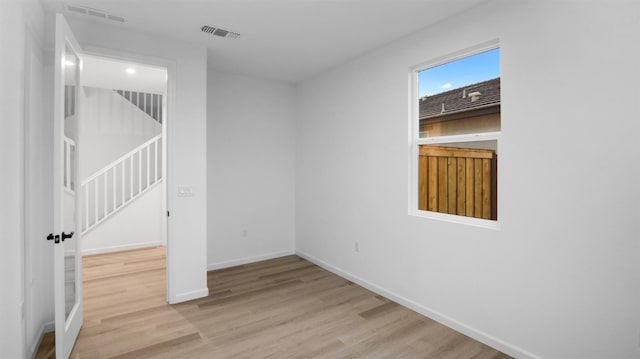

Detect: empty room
1,0,639,358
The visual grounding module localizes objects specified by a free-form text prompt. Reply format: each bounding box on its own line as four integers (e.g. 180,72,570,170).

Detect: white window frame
408,39,501,230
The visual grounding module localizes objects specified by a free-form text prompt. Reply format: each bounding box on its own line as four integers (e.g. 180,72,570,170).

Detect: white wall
295,1,640,358
25,34,56,358
81,87,161,178
83,184,163,255
207,71,296,269
66,17,209,303
0,0,27,356
0,0,50,358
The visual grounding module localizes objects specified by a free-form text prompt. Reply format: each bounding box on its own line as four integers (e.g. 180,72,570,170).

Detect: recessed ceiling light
125,68,136,75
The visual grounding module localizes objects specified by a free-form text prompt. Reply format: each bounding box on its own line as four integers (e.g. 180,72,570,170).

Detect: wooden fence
418,145,497,220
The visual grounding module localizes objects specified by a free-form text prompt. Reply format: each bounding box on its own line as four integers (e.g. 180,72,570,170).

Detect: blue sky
418,48,500,97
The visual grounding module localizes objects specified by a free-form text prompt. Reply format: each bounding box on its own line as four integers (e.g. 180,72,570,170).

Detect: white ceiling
82,55,167,94
43,0,487,83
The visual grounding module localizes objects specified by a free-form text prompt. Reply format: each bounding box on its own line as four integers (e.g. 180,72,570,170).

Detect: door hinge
167,210,170,217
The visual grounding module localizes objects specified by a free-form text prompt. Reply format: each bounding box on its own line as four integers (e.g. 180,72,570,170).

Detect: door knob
61,231,74,242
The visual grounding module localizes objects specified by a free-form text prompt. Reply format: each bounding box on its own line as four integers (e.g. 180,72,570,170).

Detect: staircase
81,134,163,234
114,89,163,124
62,87,164,238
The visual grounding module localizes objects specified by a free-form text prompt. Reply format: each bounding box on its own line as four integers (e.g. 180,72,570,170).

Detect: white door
52,13,83,359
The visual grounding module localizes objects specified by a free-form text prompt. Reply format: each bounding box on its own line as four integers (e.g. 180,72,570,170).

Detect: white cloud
441,83,452,89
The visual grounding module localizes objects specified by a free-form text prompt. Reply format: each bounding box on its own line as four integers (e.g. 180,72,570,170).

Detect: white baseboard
207,250,295,271
295,250,539,359
82,241,163,256
169,288,209,304
29,321,54,359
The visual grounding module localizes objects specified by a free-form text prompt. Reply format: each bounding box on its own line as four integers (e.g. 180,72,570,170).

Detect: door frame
73,44,176,302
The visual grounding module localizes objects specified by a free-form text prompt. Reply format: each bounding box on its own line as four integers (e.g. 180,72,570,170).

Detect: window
410,42,500,227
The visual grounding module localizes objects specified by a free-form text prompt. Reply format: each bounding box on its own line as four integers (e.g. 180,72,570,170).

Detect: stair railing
114,89,163,124
81,134,163,234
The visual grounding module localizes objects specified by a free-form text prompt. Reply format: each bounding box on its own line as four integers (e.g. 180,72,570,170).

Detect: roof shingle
419,77,500,119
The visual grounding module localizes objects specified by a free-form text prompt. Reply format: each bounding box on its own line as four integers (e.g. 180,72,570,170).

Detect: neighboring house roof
419,77,500,119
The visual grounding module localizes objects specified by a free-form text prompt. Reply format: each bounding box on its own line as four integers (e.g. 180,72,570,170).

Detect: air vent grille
65,4,126,23
201,25,241,39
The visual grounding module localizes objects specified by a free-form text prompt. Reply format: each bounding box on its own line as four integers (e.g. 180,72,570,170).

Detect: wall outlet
354,241,359,252
242,229,248,238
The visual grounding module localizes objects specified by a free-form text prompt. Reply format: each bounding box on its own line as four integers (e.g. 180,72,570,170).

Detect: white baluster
130,154,134,198
113,166,117,211
147,143,151,187
85,184,89,230
154,138,159,182
138,150,142,194
122,160,125,205
94,180,98,222
103,172,108,217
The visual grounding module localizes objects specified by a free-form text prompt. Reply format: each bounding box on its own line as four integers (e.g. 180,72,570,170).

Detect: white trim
23,28,37,359
207,250,296,271
82,241,163,256
28,322,54,359
411,39,500,73
76,45,174,304
416,131,500,146
408,40,501,228
169,288,209,304
409,209,500,230
296,250,540,359
165,59,175,304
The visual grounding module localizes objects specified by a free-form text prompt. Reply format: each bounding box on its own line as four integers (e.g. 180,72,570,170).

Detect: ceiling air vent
201,25,241,39
65,4,126,23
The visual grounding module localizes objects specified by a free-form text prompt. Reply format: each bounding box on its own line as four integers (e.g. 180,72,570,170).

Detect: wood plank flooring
37,247,511,358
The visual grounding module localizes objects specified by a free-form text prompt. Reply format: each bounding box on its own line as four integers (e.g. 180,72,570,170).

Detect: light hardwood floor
36,247,511,358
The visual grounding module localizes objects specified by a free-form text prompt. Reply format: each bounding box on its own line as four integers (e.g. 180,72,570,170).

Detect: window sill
409,209,500,230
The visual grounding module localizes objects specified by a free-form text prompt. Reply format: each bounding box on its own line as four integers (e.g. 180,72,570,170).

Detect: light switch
177,185,194,197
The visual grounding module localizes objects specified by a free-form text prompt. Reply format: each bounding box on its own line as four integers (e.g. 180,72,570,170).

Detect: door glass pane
63,43,78,320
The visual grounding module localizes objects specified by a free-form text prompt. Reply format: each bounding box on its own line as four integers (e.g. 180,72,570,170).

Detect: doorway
78,54,168,257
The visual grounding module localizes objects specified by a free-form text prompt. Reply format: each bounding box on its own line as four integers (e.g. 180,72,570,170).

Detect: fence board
447,158,456,215
437,157,448,213
428,157,438,211
481,158,491,219
418,156,428,210
473,158,482,218
418,145,496,220
456,158,466,216
465,158,474,216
